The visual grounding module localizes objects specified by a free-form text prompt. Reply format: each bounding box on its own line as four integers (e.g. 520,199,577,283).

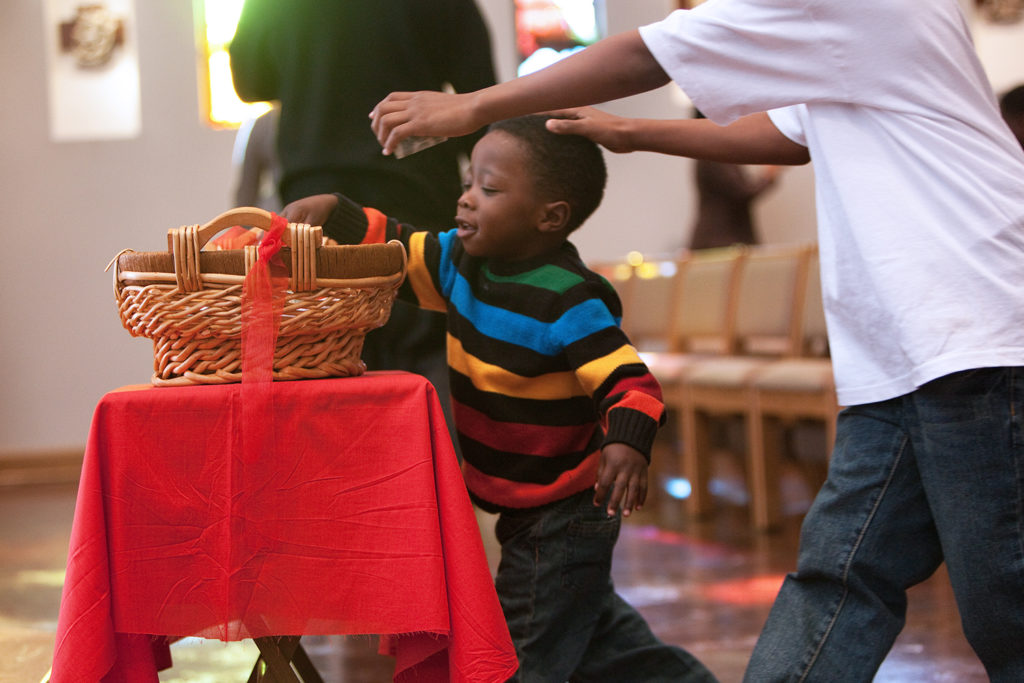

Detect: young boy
367,2,1024,682
282,115,718,683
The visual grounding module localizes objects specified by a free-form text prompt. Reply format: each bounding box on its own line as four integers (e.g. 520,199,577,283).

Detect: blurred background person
688,109,782,249
231,104,281,212
1000,84,1024,150
229,0,498,439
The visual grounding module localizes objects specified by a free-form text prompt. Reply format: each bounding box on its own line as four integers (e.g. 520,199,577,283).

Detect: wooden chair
639,245,748,392
600,248,744,507
675,244,814,522
635,246,747,508
616,257,680,352
747,248,838,530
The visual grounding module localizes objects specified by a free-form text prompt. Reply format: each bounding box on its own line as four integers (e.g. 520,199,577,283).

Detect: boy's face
456,131,557,261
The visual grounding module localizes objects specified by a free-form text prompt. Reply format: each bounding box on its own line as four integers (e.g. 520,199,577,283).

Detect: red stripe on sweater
453,399,596,456
462,452,601,509
606,373,664,403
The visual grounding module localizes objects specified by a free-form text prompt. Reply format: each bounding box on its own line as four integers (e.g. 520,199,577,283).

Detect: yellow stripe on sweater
408,232,446,312
575,344,645,395
447,335,587,400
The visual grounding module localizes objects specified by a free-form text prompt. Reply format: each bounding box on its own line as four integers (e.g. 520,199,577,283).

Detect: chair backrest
730,244,813,357
620,257,682,352
798,247,829,357
667,245,747,354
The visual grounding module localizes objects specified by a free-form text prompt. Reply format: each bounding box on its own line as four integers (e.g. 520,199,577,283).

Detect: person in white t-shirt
367,1,1024,681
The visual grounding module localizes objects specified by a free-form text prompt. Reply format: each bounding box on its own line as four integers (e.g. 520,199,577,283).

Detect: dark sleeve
323,194,449,312
228,0,279,102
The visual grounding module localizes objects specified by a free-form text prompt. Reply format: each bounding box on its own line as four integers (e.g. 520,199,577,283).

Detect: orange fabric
208,225,262,250
51,373,517,683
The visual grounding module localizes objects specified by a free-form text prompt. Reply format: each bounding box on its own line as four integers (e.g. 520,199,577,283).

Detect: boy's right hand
280,193,339,227
370,91,481,156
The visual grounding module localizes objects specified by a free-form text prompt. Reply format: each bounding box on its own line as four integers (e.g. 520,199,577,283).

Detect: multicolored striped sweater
324,194,665,512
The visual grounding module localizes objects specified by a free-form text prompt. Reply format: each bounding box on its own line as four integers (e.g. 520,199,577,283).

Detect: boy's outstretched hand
594,443,649,518
280,193,339,227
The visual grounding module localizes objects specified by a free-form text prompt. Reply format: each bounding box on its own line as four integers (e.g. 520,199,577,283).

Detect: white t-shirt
640,0,1024,405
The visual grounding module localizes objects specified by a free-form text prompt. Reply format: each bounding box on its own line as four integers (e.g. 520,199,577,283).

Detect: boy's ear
537,200,571,234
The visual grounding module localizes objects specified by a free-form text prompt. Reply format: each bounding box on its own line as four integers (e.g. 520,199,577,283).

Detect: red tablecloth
51,372,517,682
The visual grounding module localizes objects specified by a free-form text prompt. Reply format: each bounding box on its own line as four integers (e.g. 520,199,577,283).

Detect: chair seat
640,351,718,384
752,358,834,393
685,356,774,389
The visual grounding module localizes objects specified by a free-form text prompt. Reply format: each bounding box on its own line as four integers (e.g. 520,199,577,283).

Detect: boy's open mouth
455,217,478,240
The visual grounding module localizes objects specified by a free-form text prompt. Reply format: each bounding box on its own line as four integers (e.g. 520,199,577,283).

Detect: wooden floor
1,444,988,683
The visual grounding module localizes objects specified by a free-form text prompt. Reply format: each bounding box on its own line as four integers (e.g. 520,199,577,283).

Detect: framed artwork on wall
42,0,141,141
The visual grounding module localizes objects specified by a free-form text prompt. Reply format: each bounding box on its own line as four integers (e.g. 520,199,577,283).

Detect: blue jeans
495,488,718,683
745,367,1024,682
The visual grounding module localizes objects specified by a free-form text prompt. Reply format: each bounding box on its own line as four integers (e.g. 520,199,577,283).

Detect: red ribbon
240,213,288,461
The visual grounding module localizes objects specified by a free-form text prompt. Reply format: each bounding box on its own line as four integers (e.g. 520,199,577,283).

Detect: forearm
471,31,670,129
619,114,810,165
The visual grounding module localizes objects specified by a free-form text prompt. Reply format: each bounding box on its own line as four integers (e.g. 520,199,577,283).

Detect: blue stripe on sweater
449,272,616,355
436,230,458,299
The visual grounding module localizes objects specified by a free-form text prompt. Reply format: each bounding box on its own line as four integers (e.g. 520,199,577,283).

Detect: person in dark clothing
229,0,497,434
1000,84,1024,150
688,109,780,249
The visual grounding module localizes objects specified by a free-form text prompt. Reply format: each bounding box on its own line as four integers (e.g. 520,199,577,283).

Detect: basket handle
169,207,323,292
167,207,312,252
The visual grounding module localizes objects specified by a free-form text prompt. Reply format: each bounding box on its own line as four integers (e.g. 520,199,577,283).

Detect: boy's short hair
488,115,607,232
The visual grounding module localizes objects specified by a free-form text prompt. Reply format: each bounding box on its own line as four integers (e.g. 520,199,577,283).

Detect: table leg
289,642,324,683
249,636,323,683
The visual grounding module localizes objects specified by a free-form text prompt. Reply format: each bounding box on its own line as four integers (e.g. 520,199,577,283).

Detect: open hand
594,442,649,517
370,91,482,155
545,107,635,154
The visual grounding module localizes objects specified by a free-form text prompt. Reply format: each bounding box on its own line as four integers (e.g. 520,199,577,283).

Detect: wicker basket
112,207,407,386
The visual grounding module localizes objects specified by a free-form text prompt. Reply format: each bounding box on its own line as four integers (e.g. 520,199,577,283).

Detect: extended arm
370,30,670,154
547,107,810,165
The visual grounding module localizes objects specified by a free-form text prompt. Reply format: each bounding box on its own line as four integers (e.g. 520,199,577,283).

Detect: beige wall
1,1,1020,455
2,2,238,454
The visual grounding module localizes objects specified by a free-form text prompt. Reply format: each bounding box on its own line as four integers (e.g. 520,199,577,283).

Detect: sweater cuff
603,408,659,463
322,193,371,244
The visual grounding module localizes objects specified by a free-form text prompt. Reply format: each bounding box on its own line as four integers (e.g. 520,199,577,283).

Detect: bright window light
197,0,271,129
515,0,604,77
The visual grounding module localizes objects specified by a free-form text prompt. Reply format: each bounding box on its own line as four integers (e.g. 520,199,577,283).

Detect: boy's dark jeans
494,488,718,683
